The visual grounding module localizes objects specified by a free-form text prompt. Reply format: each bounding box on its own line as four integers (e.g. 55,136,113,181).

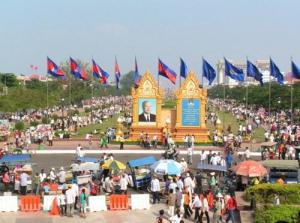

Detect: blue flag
291,61,300,80
224,58,244,82
202,58,216,85
247,60,263,86
180,58,188,78
270,59,284,85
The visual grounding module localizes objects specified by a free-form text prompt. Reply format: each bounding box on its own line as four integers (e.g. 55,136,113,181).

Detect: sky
0,0,299,86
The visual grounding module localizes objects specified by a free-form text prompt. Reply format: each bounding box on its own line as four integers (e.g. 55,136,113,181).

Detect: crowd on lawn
0,96,131,155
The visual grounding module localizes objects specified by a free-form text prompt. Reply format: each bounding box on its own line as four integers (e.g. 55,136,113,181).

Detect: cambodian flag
115,57,121,89
92,59,109,84
47,57,65,78
158,59,177,84
70,57,88,80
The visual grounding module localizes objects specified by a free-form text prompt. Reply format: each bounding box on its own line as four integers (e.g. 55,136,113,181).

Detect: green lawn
207,109,265,142
73,115,119,138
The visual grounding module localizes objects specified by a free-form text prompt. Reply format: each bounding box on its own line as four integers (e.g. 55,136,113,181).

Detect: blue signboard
182,99,200,126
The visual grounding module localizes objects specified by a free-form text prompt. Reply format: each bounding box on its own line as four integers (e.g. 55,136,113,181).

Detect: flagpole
69,74,72,106
202,66,204,90
290,56,294,125
268,57,271,120
46,73,49,124
223,58,225,130
158,58,160,91
245,57,249,124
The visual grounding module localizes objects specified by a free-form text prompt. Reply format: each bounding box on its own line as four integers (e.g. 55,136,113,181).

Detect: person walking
57,167,66,185
200,193,210,223
213,193,223,223
183,190,193,219
59,189,67,216
66,185,75,217
2,171,10,191
120,174,128,194
32,172,40,195
167,189,176,217
175,187,183,212
150,176,160,204
20,171,28,195
119,136,125,150
187,145,193,165
80,188,87,218
191,194,202,223
225,195,237,223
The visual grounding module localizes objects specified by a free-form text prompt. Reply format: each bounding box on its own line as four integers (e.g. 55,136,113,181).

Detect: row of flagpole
46,56,300,124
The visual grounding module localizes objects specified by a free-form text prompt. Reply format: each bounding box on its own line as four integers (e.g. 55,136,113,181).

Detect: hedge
255,205,300,223
246,184,300,204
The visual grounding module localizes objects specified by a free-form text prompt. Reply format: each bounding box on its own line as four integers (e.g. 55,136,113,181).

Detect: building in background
215,59,278,86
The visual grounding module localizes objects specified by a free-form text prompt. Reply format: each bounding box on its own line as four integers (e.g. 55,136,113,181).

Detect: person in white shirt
180,158,188,172
150,176,160,204
191,194,202,222
66,185,75,217
219,156,226,167
71,182,79,210
187,146,193,165
200,194,210,222
20,171,29,195
120,174,128,194
59,189,67,216
176,177,184,191
288,145,294,160
245,147,251,160
200,151,207,164
210,154,219,166
76,144,84,158
39,169,47,183
49,167,56,182
169,211,182,223
184,173,194,194
169,178,177,194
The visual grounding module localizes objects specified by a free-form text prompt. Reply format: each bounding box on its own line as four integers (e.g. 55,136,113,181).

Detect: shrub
84,107,91,113
29,120,39,127
52,114,58,121
14,121,24,131
246,184,300,204
255,205,300,223
41,117,50,124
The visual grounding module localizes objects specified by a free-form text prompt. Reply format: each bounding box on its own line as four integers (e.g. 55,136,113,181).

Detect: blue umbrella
150,159,183,176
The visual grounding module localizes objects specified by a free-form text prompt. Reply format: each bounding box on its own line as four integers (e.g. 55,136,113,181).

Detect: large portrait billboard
138,98,156,125
182,99,200,126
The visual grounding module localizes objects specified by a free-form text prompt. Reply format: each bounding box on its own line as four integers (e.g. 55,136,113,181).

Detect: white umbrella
150,159,183,176
71,162,99,171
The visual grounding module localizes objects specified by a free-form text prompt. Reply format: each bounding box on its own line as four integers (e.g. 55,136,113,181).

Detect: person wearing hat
213,193,223,223
57,167,66,185
66,184,75,217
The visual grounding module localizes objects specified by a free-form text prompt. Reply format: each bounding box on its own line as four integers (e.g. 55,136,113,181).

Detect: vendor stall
127,156,157,189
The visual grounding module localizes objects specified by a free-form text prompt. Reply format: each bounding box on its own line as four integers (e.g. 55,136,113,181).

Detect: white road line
23,150,262,156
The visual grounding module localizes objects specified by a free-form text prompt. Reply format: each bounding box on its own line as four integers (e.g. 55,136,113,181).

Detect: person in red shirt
226,195,237,223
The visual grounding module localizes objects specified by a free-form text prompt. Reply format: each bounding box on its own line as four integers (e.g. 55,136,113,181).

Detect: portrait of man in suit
138,100,156,122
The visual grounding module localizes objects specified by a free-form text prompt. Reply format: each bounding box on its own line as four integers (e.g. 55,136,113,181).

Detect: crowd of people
0,95,132,155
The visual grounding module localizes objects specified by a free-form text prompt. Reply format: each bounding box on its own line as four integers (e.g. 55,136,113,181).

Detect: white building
216,59,272,86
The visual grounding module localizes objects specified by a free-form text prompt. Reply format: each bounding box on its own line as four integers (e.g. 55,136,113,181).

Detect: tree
119,71,135,95
0,73,18,87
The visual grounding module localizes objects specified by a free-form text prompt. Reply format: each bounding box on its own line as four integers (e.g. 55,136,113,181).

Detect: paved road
30,153,205,173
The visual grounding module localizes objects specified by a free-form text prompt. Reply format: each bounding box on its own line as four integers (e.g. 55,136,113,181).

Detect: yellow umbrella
102,160,126,171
